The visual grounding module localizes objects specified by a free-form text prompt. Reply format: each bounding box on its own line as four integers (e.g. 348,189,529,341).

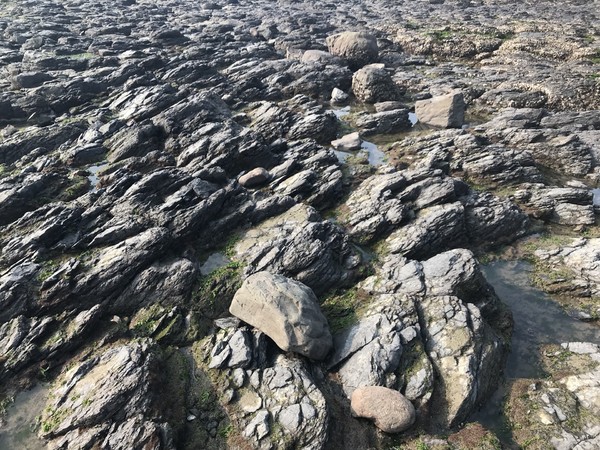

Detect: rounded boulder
229,272,332,360
326,31,379,70
352,65,399,103
351,386,416,433
239,167,270,188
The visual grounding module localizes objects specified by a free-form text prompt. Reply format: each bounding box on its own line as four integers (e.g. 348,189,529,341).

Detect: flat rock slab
230,271,332,360
415,92,465,128
351,386,416,433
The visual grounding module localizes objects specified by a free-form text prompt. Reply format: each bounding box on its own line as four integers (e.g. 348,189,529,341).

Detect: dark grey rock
39,341,174,449
352,109,412,135
352,65,400,103
233,204,359,295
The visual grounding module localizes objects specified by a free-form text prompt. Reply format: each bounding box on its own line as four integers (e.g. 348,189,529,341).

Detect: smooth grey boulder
415,92,465,128
351,386,416,433
326,31,379,70
230,272,332,360
239,167,270,188
331,132,361,151
352,65,399,103
301,50,340,65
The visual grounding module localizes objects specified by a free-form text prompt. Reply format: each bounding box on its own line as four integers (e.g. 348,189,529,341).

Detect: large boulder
230,272,333,360
326,31,379,70
356,249,512,428
351,386,416,433
352,66,399,103
415,92,465,128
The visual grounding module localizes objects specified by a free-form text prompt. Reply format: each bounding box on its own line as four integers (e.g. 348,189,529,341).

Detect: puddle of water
332,141,385,166
331,106,351,119
329,106,419,167
591,188,600,206
0,384,49,450
361,140,385,166
88,162,109,192
483,260,600,378
200,252,230,276
334,150,351,164
470,260,600,447
408,112,418,126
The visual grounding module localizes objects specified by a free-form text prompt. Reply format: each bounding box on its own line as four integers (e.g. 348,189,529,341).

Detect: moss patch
447,423,502,450
0,394,15,416
192,261,243,321
541,344,599,380
320,287,371,333
59,175,91,201
39,405,68,435
504,377,583,450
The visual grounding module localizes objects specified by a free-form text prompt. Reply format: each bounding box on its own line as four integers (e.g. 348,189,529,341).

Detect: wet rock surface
0,0,599,448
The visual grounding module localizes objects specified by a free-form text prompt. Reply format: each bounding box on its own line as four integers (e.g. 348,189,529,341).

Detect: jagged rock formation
0,0,599,448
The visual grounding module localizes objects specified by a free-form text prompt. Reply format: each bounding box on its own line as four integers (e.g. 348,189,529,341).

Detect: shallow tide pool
0,384,49,450
470,260,600,447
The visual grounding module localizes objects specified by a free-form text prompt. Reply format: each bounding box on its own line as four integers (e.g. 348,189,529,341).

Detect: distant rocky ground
0,0,599,449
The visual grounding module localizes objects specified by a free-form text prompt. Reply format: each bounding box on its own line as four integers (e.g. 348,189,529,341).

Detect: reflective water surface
471,260,600,447
0,384,49,450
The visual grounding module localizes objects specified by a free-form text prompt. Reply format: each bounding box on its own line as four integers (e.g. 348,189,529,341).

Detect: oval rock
229,272,332,360
351,386,416,433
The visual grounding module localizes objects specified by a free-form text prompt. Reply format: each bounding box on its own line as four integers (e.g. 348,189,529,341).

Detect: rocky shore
0,0,599,449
